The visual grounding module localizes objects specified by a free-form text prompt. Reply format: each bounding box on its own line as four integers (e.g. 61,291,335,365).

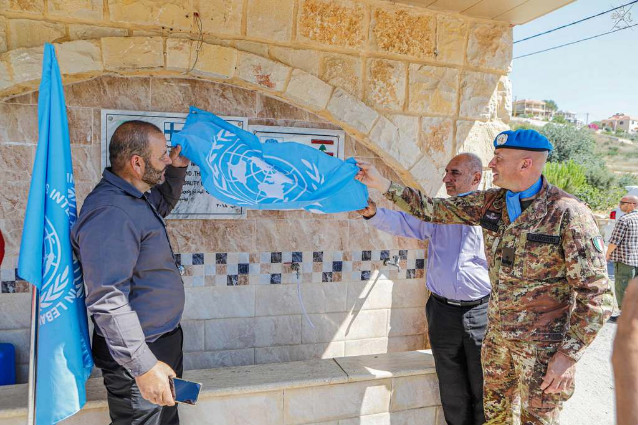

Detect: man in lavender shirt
357,153,490,425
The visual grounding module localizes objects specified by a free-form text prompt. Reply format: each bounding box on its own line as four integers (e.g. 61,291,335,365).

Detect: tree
552,115,566,124
543,99,558,111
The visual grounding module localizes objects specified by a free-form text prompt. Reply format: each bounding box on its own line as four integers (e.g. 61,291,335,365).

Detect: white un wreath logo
41,217,67,309
205,129,326,205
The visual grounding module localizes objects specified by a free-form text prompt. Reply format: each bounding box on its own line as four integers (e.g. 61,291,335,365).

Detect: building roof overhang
390,0,575,25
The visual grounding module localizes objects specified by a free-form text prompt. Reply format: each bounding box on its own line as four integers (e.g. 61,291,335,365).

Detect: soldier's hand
135,361,176,406
355,160,391,193
356,198,377,218
540,351,576,394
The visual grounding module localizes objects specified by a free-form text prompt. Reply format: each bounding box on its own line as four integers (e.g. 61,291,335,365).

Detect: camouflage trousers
482,331,575,425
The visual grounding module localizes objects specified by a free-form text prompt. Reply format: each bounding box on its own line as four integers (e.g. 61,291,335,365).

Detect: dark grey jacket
72,166,187,376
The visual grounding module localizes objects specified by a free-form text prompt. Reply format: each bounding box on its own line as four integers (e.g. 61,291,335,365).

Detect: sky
510,0,638,122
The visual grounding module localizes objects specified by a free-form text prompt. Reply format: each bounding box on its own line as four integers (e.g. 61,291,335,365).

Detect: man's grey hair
455,152,483,174
109,120,163,172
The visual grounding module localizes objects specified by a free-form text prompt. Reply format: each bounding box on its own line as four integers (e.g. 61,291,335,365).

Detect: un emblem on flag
40,218,68,310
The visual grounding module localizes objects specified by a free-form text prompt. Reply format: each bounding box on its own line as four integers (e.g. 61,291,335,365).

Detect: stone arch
0,36,431,189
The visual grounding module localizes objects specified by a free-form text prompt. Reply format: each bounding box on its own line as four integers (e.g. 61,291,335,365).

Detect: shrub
543,161,587,194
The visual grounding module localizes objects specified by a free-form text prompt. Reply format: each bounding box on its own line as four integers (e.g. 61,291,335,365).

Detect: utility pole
586,112,589,124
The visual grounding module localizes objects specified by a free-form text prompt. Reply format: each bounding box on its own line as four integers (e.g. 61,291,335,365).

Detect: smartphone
169,377,202,405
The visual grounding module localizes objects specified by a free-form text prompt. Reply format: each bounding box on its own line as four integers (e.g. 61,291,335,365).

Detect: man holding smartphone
72,121,189,424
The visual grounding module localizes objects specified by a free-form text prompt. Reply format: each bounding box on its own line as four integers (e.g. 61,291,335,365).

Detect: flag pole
27,287,38,425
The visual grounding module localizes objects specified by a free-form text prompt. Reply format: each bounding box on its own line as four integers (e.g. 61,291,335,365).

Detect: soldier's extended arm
559,207,614,362
384,181,488,226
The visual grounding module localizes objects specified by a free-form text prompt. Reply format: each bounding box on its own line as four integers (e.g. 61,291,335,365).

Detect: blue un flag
17,43,93,425
173,106,368,213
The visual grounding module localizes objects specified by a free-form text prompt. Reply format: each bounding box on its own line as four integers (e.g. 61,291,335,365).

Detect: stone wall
0,0,513,384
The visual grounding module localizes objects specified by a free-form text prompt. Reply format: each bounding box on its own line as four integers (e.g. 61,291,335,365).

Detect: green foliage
543,99,558,111
618,173,638,187
543,161,587,194
607,146,619,156
573,185,626,212
551,115,566,124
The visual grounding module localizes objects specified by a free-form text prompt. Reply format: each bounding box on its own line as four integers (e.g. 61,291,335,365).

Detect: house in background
601,113,638,134
554,110,583,126
513,99,554,120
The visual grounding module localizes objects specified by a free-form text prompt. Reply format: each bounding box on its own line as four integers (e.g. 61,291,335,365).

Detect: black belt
431,293,490,307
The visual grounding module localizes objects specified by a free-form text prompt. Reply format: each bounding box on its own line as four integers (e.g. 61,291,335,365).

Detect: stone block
183,286,255,320
371,7,435,59
234,40,269,57
340,413,390,425
108,0,192,31
67,106,95,143
408,64,458,115
101,37,164,70
366,59,406,110
0,219,23,256
388,307,426,337
181,320,205,352
301,312,348,344
48,0,102,20
0,293,30,330
410,155,443,196
0,17,7,53
391,407,437,424
184,348,255,370
435,406,446,425
320,54,361,97
70,145,100,182
166,38,192,71
205,317,256,350
344,338,388,357
369,114,400,161
254,342,344,364
297,0,366,49
193,0,243,36
0,0,44,14
419,117,454,168
387,114,421,170
269,47,320,76
497,75,512,123
236,52,290,91
284,380,392,424
456,120,508,164
55,40,103,75
254,315,302,347
467,22,512,72
246,0,294,42
327,88,378,135
8,19,65,50
436,15,468,65
0,182,28,220
459,71,500,120
343,309,388,341
285,69,332,111
347,280,425,311
68,24,128,40
256,283,346,316
192,43,237,79
391,374,440,411
0,104,38,144
0,60,11,91
388,334,426,352
6,46,43,86
179,391,283,425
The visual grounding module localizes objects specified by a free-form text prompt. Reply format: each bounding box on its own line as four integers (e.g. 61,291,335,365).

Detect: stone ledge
0,350,436,421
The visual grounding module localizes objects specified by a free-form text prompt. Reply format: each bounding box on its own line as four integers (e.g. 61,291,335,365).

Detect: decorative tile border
0,249,426,293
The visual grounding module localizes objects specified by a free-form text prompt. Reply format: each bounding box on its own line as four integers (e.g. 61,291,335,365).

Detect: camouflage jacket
385,176,613,361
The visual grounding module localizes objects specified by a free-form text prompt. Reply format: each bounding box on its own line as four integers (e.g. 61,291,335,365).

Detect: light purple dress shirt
368,207,491,301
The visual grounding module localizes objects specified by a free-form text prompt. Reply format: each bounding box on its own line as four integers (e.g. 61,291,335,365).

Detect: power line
513,22,638,59
514,0,638,44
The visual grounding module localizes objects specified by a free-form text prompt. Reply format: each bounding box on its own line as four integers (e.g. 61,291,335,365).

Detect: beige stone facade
0,0,512,392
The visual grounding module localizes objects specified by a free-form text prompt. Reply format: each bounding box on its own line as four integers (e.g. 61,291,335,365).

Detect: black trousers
92,326,184,425
426,295,488,425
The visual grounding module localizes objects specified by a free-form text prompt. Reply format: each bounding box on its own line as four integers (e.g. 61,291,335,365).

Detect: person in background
357,152,490,425
606,195,638,321
72,121,189,425
355,129,612,424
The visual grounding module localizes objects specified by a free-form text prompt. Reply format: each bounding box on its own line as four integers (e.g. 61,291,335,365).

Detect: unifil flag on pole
172,106,368,213
17,43,93,425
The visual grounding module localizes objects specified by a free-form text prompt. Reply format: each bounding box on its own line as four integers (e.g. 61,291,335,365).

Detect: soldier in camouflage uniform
355,129,613,425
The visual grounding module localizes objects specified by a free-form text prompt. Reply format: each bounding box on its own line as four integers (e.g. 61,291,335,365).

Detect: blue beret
493,129,553,152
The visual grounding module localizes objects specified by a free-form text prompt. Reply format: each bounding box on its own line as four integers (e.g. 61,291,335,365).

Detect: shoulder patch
592,236,604,253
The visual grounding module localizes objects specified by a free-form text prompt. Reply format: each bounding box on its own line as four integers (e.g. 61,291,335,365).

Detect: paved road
561,322,616,425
